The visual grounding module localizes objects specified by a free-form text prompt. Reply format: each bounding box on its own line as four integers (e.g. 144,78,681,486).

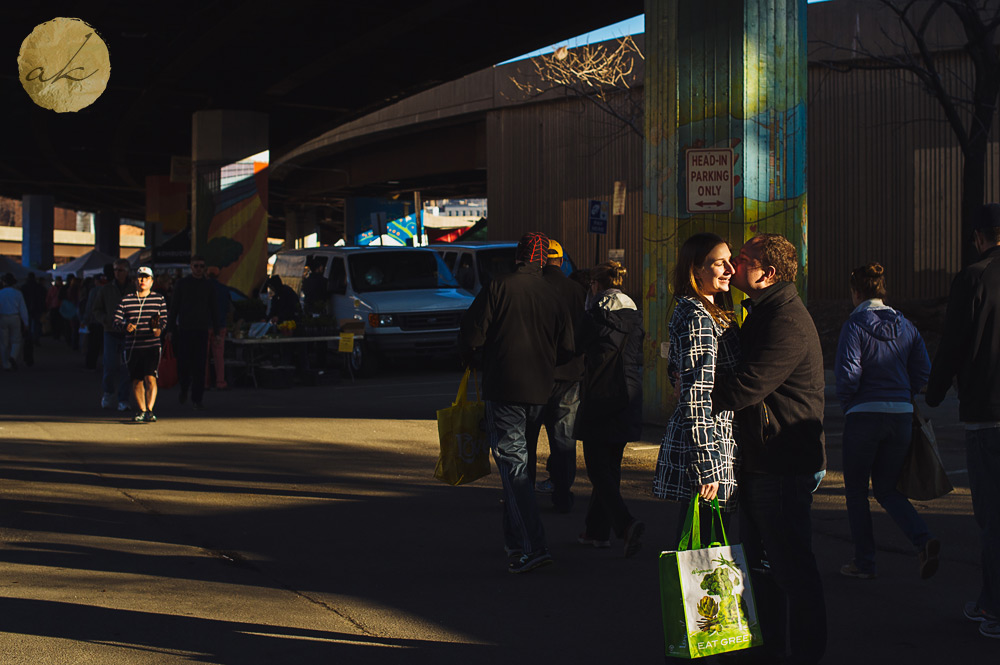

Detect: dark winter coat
542,264,586,382
712,281,827,475
169,275,217,332
458,264,574,405
573,290,644,442
835,301,930,413
926,245,1000,421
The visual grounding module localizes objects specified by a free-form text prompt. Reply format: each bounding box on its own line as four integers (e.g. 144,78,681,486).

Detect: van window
329,257,347,295
442,251,457,271
347,251,459,293
477,248,516,287
454,252,475,291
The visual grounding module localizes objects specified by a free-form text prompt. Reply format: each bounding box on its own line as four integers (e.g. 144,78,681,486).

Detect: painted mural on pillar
642,0,807,422
194,164,268,298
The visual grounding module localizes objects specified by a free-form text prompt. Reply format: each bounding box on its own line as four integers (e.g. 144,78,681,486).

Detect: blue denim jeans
843,412,932,573
526,380,580,511
486,400,547,555
967,427,1000,616
740,471,827,664
102,332,131,402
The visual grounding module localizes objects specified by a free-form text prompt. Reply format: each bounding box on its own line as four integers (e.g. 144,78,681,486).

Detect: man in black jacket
167,255,217,409
926,203,1000,640
459,232,574,574
712,233,827,664
529,238,586,513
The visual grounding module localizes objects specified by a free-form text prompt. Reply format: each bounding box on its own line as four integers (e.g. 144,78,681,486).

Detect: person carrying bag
659,497,763,659
434,367,490,486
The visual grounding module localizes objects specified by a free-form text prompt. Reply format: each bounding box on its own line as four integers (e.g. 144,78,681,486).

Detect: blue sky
498,2,833,65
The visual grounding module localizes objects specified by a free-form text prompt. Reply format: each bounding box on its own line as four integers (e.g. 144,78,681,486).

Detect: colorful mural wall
643,0,807,421
194,159,269,297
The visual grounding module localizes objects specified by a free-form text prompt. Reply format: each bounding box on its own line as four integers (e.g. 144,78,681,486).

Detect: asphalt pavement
0,340,994,663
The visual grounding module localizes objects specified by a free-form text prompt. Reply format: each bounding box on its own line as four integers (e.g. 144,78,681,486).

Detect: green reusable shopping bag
434,368,491,485
659,497,763,659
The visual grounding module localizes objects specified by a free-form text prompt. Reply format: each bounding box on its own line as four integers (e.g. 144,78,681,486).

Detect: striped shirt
114,292,168,350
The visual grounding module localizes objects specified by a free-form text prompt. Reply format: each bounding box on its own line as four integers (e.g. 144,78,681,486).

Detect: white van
434,241,579,295
270,246,474,374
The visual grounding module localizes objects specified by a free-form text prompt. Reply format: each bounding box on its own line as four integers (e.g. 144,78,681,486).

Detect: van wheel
347,340,377,377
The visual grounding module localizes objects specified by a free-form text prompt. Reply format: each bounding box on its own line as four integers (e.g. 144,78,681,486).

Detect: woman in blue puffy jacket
835,262,937,580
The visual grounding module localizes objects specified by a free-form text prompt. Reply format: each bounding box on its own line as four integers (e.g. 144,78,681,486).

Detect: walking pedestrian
835,262,937,580
458,232,574,574
653,233,740,542
114,267,168,422
575,260,646,557
90,259,133,411
0,273,28,371
711,233,828,664
926,203,1000,640
528,238,586,514
168,255,216,409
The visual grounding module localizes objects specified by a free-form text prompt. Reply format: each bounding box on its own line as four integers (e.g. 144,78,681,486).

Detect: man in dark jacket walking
926,203,1000,640
459,232,574,574
168,255,217,409
529,239,586,513
712,233,827,664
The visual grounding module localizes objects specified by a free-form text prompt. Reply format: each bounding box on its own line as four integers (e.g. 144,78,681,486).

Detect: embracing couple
654,232,828,664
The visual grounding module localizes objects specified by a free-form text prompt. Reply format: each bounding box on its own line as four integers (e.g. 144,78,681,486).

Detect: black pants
85,323,104,369
581,438,633,540
740,472,827,664
175,329,209,405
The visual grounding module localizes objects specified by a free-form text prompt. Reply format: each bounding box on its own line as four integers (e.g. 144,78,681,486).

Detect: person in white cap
113,267,168,423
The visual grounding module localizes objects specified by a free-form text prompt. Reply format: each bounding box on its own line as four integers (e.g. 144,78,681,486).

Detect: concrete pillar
94,210,120,258
284,205,319,249
191,110,269,297
642,0,808,421
21,195,54,270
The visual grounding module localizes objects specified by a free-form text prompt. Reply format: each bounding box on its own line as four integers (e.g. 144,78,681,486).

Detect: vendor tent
50,249,118,279
0,255,32,282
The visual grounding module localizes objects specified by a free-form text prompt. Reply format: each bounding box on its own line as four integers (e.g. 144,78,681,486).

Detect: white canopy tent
50,249,118,279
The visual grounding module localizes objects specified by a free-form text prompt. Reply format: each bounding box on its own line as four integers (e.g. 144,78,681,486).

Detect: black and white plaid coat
653,297,741,509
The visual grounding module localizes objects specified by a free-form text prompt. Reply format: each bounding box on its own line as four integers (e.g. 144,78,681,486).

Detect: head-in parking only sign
686,148,733,214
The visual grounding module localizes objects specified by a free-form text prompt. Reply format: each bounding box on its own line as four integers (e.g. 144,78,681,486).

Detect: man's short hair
752,234,798,283
113,258,130,270
191,254,206,263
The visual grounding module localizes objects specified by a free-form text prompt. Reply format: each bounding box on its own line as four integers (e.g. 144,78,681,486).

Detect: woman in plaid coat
653,233,741,539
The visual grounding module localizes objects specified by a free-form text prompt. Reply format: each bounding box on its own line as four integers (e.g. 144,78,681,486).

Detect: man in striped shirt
114,267,168,423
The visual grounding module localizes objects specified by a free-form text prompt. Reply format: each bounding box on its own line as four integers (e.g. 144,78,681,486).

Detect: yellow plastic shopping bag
434,367,491,485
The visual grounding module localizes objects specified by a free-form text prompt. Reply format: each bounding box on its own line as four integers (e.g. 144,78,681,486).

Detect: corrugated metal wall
486,94,645,299
808,50,1000,300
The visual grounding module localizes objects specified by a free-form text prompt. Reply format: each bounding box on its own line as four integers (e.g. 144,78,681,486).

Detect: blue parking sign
589,200,608,234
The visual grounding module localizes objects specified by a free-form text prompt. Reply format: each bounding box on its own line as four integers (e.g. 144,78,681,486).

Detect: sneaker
624,519,645,558
508,549,553,574
145,411,157,423
101,393,114,409
980,621,1000,639
578,532,612,549
918,538,941,579
179,388,188,405
535,478,554,494
840,561,877,579
117,401,130,412
133,411,147,422
964,601,998,622
193,401,205,411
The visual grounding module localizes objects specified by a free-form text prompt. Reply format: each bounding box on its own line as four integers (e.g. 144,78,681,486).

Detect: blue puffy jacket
834,301,931,413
